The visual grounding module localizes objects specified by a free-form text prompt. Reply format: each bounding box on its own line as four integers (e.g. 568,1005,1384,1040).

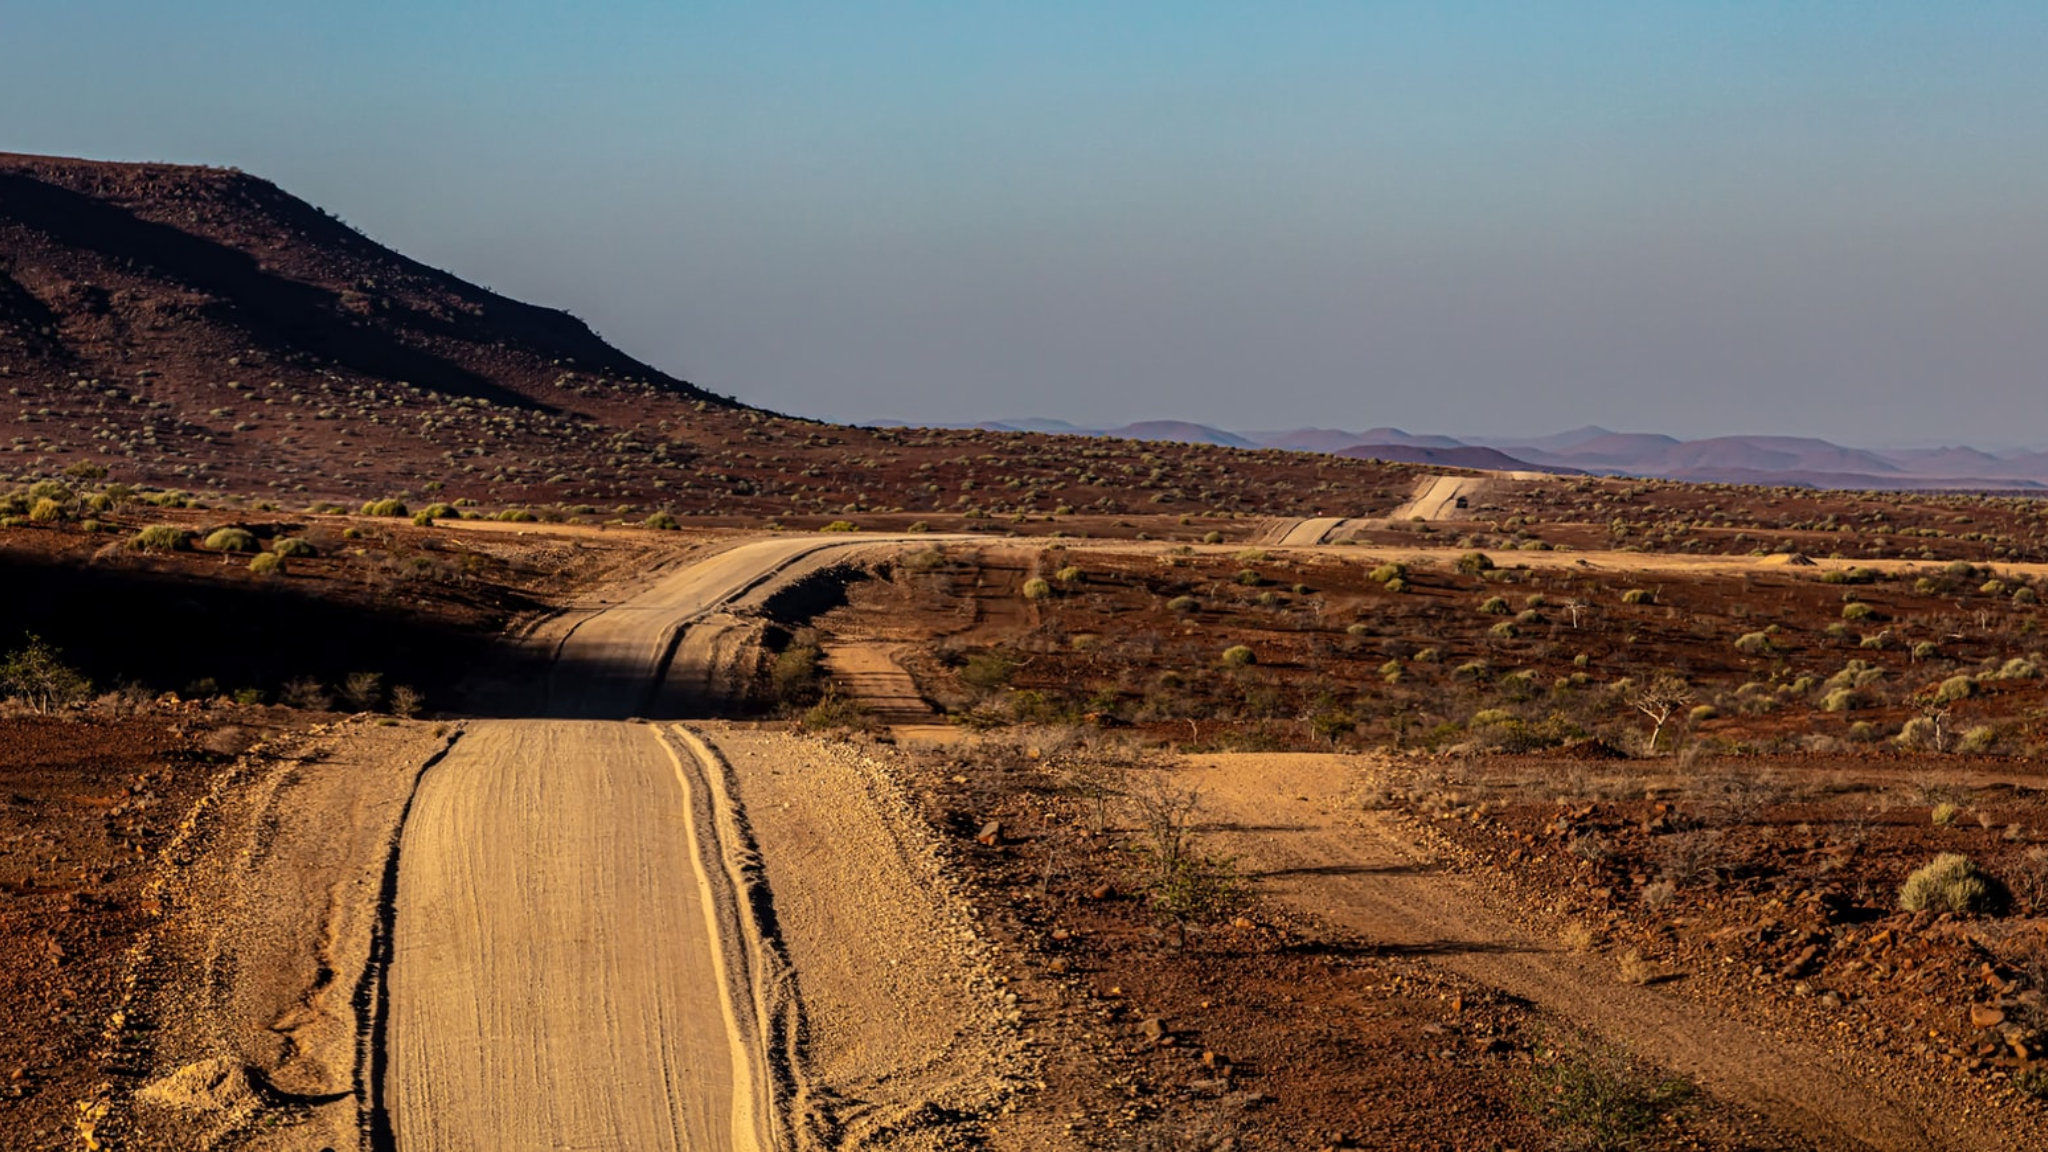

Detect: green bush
961,651,1017,692
0,635,92,713
1898,853,2000,914
1734,631,1771,655
1220,645,1256,668
1532,1048,1694,1152
1689,704,1718,724
1620,588,1653,605
28,497,66,523
1055,565,1082,584
204,527,259,553
643,511,680,530
131,524,194,551
771,638,824,705
1022,577,1052,600
1201,530,1223,544
1167,595,1200,613
2016,587,2039,605
1234,568,1263,586
1842,601,1876,621
1455,551,1493,574
1369,562,1406,584
1489,621,1518,640
1934,675,1976,705
822,520,859,532
361,498,409,517
1479,596,1509,615
1383,577,1407,594
249,552,284,576
273,537,316,558
496,508,536,522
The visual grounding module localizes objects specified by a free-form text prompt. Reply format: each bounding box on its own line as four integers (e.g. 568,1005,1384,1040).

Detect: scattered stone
975,820,1002,846
1969,1004,2006,1029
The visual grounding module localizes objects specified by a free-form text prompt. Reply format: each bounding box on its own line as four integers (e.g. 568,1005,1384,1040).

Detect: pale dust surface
1178,752,2009,1152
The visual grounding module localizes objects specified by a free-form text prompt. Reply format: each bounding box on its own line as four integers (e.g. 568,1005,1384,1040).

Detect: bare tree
1629,676,1693,755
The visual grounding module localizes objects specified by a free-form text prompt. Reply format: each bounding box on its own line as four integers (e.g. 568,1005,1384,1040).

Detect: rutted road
381,535,928,1150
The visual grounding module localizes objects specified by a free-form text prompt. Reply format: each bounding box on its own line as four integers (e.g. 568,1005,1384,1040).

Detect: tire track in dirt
1179,753,2007,1152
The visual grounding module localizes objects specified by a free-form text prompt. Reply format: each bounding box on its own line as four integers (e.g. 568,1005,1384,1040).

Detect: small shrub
1531,1048,1693,1152
1,635,92,712
1733,631,1771,655
131,524,193,551
1898,852,2000,914
1688,704,1718,724
1201,530,1223,544
1489,621,1518,640
1932,802,1959,827
1912,641,1938,660
2017,587,2040,605
907,520,930,533
1220,645,1256,668
204,527,259,553
822,520,859,532
1455,551,1493,574
340,671,385,712
1022,577,1052,600
280,677,331,710
248,552,284,576
1348,622,1372,637
1167,595,1199,613
1234,568,1263,586
1369,562,1406,583
1479,596,1509,615
28,497,66,523
1842,601,1876,621
960,651,1017,692
1959,725,1999,754
1055,565,1082,584
1620,588,1653,605
1993,657,2038,680
1934,675,1976,705
800,691,868,732
388,685,425,718
361,498,409,517
1383,577,1407,594
273,537,316,558
496,508,536,523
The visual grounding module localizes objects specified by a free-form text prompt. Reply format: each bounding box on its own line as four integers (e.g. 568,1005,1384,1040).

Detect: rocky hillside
0,153,1413,518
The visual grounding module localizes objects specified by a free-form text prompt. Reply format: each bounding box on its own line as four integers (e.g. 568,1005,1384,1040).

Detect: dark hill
0,153,1418,520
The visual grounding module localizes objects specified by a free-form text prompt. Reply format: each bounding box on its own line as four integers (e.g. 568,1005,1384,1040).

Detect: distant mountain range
879,420,2048,490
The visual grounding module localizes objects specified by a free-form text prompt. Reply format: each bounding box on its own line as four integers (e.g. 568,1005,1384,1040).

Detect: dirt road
382,536,878,1149
386,721,768,1151
1180,753,2008,1152
382,532,971,1150
1389,473,1487,520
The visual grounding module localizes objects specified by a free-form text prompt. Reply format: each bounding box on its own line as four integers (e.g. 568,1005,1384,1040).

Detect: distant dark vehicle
1454,496,1469,509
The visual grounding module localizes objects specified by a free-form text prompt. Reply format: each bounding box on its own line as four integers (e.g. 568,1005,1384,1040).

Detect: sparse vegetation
1898,853,1999,914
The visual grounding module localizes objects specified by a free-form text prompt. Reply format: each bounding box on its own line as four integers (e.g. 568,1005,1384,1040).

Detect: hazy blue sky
6,3,2047,444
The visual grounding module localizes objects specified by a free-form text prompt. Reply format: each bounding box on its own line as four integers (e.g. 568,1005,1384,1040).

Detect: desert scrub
1167,595,1199,613
1931,802,1960,828
1369,562,1406,584
1055,565,1082,583
1934,675,1976,704
1734,631,1772,655
1620,588,1654,605
361,498,409,517
822,520,859,532
1479,596,1510,615
1898,853,2001,914
771,632,824,706
1842,601,1876,621
248,552,284,576
1,635,92,713
131,524,193,551
1021,577,1052,600
204,527,258,552
1234,568,1263,586
643,511,680,530
272,537,316,558
1220,645,1256,668
495,508,536,522
1529,1047,1692,1152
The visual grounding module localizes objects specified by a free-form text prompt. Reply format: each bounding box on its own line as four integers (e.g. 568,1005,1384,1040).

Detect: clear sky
6,2,2047,445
